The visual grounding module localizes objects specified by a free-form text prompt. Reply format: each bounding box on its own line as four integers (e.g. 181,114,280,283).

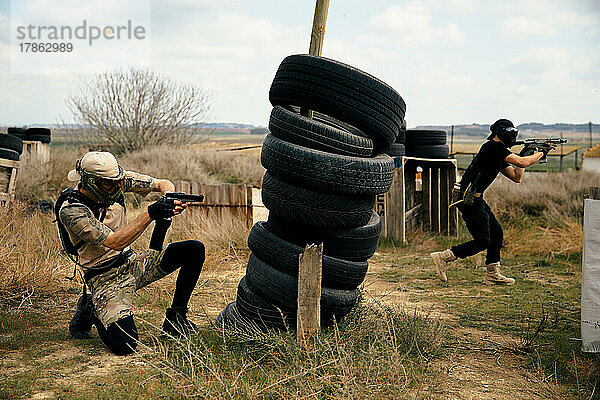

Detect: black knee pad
162,240,205,269
101,316,139,356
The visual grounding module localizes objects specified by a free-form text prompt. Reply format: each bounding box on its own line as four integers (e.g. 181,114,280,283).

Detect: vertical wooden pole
422,167,430,230
300,0,330,119
297,243,323,345
448,162,458,237
431,168,440,234
439,167,449,234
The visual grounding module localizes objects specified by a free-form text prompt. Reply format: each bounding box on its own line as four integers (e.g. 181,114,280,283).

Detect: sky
0,0,598,128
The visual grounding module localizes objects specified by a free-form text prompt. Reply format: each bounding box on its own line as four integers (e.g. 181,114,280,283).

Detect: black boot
69,294,94,339
161,307,201,337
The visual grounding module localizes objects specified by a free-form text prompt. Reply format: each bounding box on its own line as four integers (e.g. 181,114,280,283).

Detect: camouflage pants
87,248,168,328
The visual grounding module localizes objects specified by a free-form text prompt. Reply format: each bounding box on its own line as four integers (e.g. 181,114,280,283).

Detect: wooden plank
246,185,253,227
440,168,449,234
297,243,323,345
190,181,199,196
404,163,416,231
397,163,406,243
449,164,458,236
430,168,440,234
375,194,386,236
0,159,20,168
7,166,18,203
591,186,600,200
422,167,430,230
180,181,191,195
405,203,423,222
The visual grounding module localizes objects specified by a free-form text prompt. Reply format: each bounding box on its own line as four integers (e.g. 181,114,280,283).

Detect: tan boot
484,262,515,285
430,249,456,282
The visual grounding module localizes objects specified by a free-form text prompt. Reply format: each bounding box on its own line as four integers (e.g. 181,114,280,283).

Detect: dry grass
0,202,71,305
136,301,447,399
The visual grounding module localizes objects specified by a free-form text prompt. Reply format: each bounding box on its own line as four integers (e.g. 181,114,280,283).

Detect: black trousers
451,199,503,265
96,240,205,355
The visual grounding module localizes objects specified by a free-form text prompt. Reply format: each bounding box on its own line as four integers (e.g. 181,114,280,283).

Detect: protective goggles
97,178,125,194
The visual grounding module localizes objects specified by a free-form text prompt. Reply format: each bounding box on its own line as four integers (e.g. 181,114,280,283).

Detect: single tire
269,54,405,148
27,134,51,143
25,127,51,137
261,134,394,195
215,301,261,332
396,129,405,144
269,106,374,157
0,148,19,161
382,143,405,157
261,172,374,229
405,144,449,159
405,130,446,145
236,276,295,330
248,222,368,289
265,211,382,262
7,127,27,139
246,254,359,316
0,134,23,154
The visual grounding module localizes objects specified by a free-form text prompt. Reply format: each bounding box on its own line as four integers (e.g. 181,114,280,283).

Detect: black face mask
497,127,518,148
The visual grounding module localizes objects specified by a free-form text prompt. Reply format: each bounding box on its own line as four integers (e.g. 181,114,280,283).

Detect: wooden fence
0,159,20,205
173,181,253,227
376,156,458,243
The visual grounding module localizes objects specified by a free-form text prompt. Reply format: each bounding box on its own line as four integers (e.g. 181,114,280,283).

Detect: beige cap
67,151,125,181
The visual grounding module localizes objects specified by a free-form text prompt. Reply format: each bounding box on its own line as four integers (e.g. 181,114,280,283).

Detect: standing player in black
430,119,555,285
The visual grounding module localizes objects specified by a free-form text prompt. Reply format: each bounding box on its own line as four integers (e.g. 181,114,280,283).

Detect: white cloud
361,2,466,47
433,0,480,15
501,16,556,38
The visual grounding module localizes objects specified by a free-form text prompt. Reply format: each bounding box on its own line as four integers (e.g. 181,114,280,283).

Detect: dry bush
118,146,264,186
485,169,600,226
0,203,70,305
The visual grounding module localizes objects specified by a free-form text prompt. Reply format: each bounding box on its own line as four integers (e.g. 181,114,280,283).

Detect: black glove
519,145,535,157
539,143,553,156
148,196,176,220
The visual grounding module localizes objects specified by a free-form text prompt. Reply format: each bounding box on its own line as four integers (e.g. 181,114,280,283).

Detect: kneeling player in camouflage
57,151,205,355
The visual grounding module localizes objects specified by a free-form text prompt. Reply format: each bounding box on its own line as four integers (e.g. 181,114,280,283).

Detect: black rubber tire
269,54,405,149
269,106,373,157
0,148,19,161
396,129,405,144
261,172,374,229
405,144,449,159
26,127,51,137
405,130,446,145
0,134,23,154
215,301,262,332
236,276,295,330
246,254,359,316
382,143,405,157
265,211,381,262
261,134,394,195
7,127,27,139
248,222,368,289
27,134,51,143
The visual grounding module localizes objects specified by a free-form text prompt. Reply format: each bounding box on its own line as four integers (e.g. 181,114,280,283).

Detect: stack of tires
7,127,51,143
217,54,405,330
382,120,406,157
404,129,448,159
0,133,23,161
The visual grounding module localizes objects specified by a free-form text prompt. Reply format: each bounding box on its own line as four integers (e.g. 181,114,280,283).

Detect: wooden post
422,167,430,230
430,167,440,233
590,186,600,200
297,243,323,346
439,167,449,234
0,159,20,205
448,162,458,236
301,0,330,119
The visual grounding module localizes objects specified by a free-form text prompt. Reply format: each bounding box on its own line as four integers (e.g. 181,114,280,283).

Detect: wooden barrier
20,141,50,167
173,181,253,227
376,156,458,243
0,158,20,205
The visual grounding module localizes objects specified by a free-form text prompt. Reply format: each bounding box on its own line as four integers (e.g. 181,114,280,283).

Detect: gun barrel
166,192,205,203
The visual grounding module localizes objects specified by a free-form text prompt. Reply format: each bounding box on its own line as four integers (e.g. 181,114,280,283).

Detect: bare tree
66,67,213,153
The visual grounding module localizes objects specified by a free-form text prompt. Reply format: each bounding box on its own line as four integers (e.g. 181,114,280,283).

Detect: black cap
487,119,515,140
